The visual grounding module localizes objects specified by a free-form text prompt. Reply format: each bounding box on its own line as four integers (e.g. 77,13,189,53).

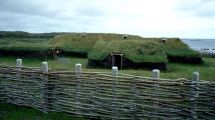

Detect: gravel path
54,58,71,64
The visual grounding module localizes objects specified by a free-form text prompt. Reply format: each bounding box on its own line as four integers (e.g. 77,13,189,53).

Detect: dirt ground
54,58,71,64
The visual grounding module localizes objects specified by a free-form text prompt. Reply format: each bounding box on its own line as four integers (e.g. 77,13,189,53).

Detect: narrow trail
54,58,71,64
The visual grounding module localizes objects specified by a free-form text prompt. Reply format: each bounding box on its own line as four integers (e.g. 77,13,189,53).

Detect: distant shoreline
181,38,215,50
190,40,201,41
191,48,215,57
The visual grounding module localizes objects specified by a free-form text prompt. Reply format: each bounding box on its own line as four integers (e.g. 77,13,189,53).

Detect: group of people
56,49,62,58
49,48,63,60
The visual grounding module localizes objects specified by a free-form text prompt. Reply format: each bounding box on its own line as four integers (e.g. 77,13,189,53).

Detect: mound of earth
54,58,71,64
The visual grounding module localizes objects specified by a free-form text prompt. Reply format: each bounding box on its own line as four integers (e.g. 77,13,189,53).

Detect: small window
123,34,128,39
161,38,167,42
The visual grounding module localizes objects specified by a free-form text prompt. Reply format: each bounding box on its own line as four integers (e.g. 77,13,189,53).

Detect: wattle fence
0,59,215,119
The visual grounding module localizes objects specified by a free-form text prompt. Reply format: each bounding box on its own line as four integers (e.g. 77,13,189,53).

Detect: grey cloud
0,0,72,20
0,0,113,33
175,0,215,18
77,6,105,17
0,0,215,38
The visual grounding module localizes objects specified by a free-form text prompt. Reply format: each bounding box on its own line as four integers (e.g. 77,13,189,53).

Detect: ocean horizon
181,38,215,53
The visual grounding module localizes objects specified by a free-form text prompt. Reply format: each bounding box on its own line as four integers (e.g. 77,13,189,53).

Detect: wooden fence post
131,76,138,119
42,62,49,113
75,64,82,75
190,72,199,119
112,66,118,119
151,69,160,120
16,59,22,67
42,62,48,73
16,59,22,77
75,63,82,116
112,66,118,76
152,69,160,79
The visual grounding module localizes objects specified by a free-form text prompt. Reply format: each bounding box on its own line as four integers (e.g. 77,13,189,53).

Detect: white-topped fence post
75,63,82,76
16,59,22,77
16,59,22,67
42,62,48,73
151,69,160,120
112,66,118,119
75,63,82,116
112,66,118,76
190,72,199,119
42,62,49,113
152,69,160,79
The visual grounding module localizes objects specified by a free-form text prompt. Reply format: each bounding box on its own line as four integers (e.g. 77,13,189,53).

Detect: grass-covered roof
88,40,168,63
47,33,202,63
47,33,143,53
163,38,202,58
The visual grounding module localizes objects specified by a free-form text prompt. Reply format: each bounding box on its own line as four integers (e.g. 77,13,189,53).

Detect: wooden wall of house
88,54,167,70
88,55,112,68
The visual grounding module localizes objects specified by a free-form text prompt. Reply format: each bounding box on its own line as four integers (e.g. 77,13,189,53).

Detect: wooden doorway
111,53,123,70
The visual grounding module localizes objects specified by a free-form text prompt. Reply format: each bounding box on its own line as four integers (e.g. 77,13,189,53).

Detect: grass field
0,56,214,81
0,102,86,120
0,37,52,51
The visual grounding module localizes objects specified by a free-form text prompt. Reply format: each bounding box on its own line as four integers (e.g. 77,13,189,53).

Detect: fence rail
0,59,215,119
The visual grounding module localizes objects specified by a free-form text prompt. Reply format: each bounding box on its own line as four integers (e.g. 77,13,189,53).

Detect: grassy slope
163,38,202,58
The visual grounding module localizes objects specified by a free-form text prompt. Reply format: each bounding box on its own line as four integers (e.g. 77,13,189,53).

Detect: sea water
181,38,215,53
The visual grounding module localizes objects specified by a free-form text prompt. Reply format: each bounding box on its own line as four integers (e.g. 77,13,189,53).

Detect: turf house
0,32,203,70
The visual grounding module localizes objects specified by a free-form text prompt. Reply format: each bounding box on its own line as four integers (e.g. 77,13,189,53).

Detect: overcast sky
0,0,215,38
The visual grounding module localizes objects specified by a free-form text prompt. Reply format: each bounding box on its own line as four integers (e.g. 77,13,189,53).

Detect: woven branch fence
0,59,215,120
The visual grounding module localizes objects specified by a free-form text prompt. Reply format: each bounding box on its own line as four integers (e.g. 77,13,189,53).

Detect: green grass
0,37,52,52
120,57,215,81
163,38,202,58
0,102,86,120
0,56,214,81
0,37,50,44
47,33,144,54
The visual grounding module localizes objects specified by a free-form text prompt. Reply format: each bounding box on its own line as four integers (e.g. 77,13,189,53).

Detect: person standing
59,49,62,58
50,48,54,60
56,49,59,56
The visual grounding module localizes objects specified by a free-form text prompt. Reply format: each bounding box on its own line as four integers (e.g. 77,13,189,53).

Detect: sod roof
88,40,167,63
47,33,143,53
47,33,202,63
